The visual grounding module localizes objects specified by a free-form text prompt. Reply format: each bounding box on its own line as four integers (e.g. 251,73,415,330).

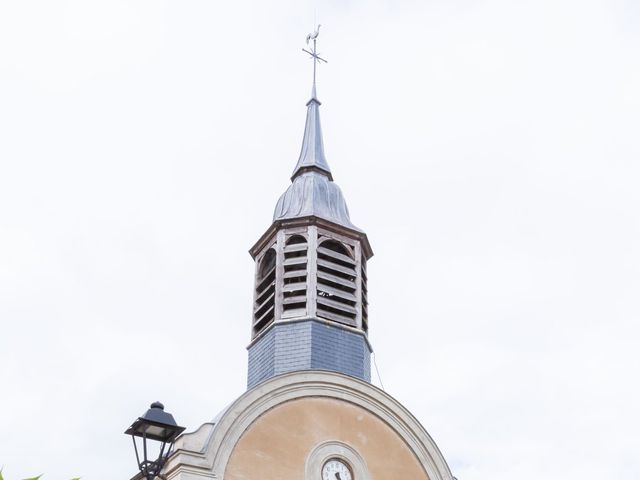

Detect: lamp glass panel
145,424,169,438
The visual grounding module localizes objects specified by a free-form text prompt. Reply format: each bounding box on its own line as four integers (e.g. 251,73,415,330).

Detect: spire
290,93,332,181
292,25,332,181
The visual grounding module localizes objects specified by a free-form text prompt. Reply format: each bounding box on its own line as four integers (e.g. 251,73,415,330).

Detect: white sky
1,0,639,479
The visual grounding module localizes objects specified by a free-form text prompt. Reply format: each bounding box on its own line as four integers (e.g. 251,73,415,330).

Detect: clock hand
335,474,342,480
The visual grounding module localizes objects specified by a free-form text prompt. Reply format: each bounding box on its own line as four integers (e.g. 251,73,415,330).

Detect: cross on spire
302,24,327,95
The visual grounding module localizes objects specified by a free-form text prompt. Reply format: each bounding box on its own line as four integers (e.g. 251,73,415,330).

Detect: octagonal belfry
247,89,373,388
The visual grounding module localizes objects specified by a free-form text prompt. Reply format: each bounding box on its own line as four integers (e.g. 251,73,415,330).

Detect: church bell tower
247,74,373,388
162,28,455,480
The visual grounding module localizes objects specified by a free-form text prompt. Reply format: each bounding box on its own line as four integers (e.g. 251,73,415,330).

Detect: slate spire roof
290,85,333,181
273,87,361,231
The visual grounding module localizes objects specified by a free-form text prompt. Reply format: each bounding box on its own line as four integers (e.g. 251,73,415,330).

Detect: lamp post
124,401,185,480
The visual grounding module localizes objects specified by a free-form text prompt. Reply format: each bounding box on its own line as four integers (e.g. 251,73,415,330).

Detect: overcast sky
1,0,639,479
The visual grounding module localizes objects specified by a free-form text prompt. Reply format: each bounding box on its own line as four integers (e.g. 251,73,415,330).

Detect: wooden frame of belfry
250,216,373,342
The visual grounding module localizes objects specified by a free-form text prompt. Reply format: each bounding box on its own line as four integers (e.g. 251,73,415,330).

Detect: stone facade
162,371,455,480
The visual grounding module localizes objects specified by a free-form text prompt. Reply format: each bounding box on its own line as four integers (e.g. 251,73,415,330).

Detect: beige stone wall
225,397,429,480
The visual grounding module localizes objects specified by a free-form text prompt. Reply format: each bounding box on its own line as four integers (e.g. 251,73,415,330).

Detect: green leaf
22,475,43,480
70,477,81,480
0,466,4,480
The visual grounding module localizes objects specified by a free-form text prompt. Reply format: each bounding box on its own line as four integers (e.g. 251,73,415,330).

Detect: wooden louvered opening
254,248,276,334
361,255,368,332
316,239,358,327
283,235,308,317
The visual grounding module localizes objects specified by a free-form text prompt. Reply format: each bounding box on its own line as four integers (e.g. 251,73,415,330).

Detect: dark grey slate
247,319,371,389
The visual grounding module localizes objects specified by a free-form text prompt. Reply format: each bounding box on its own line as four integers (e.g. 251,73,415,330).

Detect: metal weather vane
302,24,327,90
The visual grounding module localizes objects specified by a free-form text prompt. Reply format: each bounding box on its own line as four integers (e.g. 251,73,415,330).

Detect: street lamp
125,401,185,480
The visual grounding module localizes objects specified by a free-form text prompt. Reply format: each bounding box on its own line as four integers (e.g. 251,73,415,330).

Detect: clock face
322,458,353,480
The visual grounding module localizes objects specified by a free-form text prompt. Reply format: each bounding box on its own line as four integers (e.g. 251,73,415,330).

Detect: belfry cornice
249,215,373,260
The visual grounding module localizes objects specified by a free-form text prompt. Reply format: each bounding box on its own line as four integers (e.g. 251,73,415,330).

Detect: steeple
290,88,332,180
246,28,373,389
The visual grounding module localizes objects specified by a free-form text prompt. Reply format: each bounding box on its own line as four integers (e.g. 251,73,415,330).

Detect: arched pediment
163,371,454,480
